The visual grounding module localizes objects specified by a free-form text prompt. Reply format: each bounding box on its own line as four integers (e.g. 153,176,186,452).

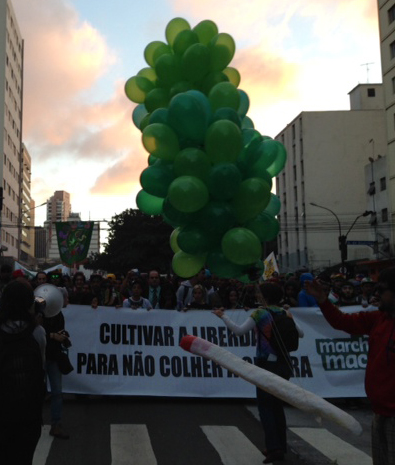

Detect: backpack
0,326,46,423
266,309,299,356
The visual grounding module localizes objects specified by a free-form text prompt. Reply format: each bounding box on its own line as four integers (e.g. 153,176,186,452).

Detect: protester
298,273,317,307
183,284,212,311
176,268,207,310
0,280,46,464
68,272,93,305
42,302,71,439
306,268,395,465
212,283,299,464
122,279,152,310
338,281,358,307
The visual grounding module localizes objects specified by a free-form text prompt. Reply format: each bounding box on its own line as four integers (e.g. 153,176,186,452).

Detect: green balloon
140,161,174,198
168,176,209,213
155,53,182,86
209,33,236,71
206,249,244,278
170,228,181,253
212,108,241,128
241,116,254,129
168,93,208,143
232,178,271,223
264,194,281,216
195,200,237,237
145,88,170,113
265,140,288,176
193,20,218,46
245,212,280,242
209,82,240,112
178,225,213,254
125,76,155,103
136,190,164,216
205,120,242,164
162,197,197,227
137,67,157,83
208,164,242,200
247,141,278,178
142,123,180,161
172,251,206,278
200,71,229,94
174,148,211,180
181,43,211,82
223,67,240,87
173,30,199,55
140,113,151,131
149,108,169,125
144,41,172,67
237,90,250,117
222,228,262,266
132,104,148,129
148,154,158,165
170,80,193,97
165,18,191,47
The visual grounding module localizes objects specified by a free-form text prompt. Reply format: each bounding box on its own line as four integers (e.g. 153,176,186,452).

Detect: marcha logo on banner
316,336,368,371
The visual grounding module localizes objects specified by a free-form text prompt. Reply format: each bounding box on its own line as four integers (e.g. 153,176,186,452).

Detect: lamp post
310,202,374,273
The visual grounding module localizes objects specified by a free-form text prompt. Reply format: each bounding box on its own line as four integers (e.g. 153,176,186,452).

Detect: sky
11,0,382,243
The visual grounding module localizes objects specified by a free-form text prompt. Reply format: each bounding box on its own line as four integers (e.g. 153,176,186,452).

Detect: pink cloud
90,150,148,195
13,0,118,154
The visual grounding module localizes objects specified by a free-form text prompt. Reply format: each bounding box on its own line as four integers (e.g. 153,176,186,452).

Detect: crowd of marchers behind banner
0,263,380,311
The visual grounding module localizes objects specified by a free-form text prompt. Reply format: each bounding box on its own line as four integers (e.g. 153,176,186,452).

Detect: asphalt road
34,395,373,465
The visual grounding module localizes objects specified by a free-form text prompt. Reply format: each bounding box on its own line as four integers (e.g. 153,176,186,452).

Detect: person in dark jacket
306,268,395,465
0,280,46,464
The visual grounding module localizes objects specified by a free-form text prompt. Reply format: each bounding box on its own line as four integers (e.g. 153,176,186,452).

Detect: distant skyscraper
0,1,24,260
46,190,72,223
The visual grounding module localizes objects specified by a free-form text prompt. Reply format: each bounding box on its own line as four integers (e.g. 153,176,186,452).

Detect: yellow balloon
165,18,190,47
223,67,240,87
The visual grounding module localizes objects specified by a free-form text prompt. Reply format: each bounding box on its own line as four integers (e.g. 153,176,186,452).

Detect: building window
390,40,395,59
367,88,375,97
389,5,395,24
380,177,387,191
382,208,389,223
368,181,376,195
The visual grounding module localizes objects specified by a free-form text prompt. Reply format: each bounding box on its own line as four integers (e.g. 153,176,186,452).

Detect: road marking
289,427,371,465
33,425,54,465
111,424,157,465
201,425,264,465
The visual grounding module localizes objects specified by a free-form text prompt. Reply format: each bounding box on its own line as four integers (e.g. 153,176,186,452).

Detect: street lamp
310,202,374,273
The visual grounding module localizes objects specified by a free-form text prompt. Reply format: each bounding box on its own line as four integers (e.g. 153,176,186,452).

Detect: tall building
46,190,71,223
275,84,387,272
378,0,395,250
19,143,35,264
0,1,24,260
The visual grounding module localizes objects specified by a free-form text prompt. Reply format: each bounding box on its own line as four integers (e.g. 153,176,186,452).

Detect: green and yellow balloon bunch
125,18,286,280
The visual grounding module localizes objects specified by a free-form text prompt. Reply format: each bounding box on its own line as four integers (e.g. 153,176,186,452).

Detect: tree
85,209,174,275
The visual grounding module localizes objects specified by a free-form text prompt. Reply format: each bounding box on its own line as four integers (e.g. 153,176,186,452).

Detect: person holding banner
213,283,300,464
306,268,395,465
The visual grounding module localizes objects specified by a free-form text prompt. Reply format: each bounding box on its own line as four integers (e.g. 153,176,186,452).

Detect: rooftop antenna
361,62,375,83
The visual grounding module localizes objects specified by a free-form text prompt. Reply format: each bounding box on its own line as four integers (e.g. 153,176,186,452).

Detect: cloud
90,149,147,195
13,0,118,154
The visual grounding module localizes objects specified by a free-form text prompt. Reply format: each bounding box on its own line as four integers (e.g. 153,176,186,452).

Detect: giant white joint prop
180,335,362,436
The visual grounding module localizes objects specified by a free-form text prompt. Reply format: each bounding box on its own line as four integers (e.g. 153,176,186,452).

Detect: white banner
62,305,369,398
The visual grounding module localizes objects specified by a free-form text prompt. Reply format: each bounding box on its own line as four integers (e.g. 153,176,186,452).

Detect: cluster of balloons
125,18,286,280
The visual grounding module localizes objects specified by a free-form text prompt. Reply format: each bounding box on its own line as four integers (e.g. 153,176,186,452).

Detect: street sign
346,240,376,246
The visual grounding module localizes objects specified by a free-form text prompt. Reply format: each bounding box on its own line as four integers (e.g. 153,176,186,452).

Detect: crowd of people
0,264,379,313
0,261,393,465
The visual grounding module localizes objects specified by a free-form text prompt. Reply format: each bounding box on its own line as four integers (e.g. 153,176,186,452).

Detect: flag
55,221,94,266
263,252,279,280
